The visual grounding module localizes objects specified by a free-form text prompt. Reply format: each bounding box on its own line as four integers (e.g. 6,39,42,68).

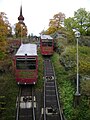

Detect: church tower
16,5,27,39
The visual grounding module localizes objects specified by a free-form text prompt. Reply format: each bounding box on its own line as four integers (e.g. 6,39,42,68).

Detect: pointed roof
18,5,24,21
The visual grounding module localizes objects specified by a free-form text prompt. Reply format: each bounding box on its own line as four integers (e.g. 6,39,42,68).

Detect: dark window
16,58,36,70
42,42,48,46
27,59,36,69
16,59,26,69
42,39,52,46
48,42,52,46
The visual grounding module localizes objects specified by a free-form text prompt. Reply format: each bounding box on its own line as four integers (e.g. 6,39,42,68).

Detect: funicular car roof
15,43,37,56
41,35,53,39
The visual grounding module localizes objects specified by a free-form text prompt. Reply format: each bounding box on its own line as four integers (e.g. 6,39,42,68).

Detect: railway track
42,57,63,120
16,85,36,120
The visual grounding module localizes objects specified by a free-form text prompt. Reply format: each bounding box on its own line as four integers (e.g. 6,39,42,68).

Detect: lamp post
74,31,81,106
20,24,25,44
20,24,23,44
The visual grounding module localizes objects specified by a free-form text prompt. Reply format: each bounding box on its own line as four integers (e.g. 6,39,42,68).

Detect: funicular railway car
40,34,54,55
14,43,38,84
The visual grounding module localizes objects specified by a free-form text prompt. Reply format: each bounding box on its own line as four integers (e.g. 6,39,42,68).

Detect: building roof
41,35,53,39
15,43,37,56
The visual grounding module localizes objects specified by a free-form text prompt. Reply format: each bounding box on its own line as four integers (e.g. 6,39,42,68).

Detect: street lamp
74,31,81,106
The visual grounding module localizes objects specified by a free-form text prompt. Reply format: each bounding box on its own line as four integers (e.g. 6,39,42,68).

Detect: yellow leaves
0,41,7,61
79,46,90,75
0,12,10,60
15,22,27,38
79,60,90,75
45,26,57,34
45,12,66,34
49,12,65,28
0,25,8,37
81,80,90,96
0,12,12,40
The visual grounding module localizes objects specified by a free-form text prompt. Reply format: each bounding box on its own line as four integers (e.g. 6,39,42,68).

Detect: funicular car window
48,42,52,46
16,59,26,69
42,42,48,46
27,58,36,69
16,58,36,70
42,39,52,46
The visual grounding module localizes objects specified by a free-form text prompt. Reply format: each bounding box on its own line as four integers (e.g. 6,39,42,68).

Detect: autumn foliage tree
45,12,65,34
15,22,27,38
0,12,12,60
0,12,12,38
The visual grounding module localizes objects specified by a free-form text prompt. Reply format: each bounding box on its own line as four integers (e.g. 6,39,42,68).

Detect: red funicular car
40,35,54,55
14,43,38,84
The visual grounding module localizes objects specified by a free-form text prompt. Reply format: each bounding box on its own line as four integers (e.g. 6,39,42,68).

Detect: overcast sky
0,0,90,36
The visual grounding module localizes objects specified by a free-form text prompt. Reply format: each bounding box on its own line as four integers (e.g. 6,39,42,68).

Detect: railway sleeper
45,90,56,95
45,73,54,76
45,87,56,90
45,80,54,83
46,101,58,107
19,109,33,115
19,108,36,120
19,115,34,120
45,81,55,86
45,85,55,88
46,97,57,103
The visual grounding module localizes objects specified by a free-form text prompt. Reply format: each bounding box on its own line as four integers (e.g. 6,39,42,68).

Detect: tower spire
20,5,22,16
18,5,24,23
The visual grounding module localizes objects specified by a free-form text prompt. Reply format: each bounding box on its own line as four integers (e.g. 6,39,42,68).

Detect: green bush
0,73,18,120
51,53,75,119
35,48,43,89
60,46,90,75
51,52,90,120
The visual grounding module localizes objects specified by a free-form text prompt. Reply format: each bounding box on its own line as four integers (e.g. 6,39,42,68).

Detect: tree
49,12,65,28
14,22,27,38
74,8,90,35
64,8,90,36
0,12,12,40
45,12,65,34
45,26,58,34
64,17,75,32
0,12,12,60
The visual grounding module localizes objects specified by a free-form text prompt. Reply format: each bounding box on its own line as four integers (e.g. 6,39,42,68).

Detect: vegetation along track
42,57,63,120
16,85,36,120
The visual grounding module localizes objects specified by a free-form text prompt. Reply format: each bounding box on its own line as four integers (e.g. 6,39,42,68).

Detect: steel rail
15,85,36,120
32,87,36,120
43,57,64,120
44,81,46,120
52,63,63,120
16,87,21,120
